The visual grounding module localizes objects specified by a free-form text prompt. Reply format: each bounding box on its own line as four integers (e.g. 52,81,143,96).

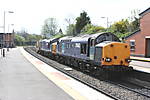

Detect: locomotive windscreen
94,47,102,63
95,33,120,45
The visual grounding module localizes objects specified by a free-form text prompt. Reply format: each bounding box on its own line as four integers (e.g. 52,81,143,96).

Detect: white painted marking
64,68,73,71
131,65,150,73
131,57,150,61
20,47,113,100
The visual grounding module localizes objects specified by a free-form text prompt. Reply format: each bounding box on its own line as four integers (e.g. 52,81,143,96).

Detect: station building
0,33,15,48
125,7,150,57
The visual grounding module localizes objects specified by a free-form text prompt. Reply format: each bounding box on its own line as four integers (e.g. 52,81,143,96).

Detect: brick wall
3,33,15,47
125,10,150,56
140,12,150,36
125,31,145,56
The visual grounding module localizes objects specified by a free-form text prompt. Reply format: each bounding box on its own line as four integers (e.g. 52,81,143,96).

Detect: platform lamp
101,17,109,31
2,11,14,56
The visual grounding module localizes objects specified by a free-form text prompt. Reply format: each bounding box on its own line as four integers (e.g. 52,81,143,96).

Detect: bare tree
65,16,76,36
41,18,58,38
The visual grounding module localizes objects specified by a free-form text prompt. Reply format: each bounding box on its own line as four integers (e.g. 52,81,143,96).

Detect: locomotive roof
40,39,50,42
40,32,120,43
59,36,73,42
50,37,60,43
71,36,89,43
95,41,121,47
40,37,60,43
95,41,112,47
75,32,104,38
71,32,115,42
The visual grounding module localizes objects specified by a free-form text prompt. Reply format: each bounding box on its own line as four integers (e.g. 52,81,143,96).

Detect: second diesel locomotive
36,32,133,77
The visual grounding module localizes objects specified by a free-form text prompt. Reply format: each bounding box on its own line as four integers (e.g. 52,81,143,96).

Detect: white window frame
130,40,135,51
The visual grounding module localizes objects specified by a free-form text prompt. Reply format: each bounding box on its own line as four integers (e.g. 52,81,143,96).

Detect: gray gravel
25,47,150,100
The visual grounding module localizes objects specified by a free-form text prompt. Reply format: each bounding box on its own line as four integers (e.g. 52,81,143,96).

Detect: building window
130,40,135,51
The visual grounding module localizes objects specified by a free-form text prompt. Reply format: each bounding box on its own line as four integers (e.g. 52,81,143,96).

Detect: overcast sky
0,0,149,34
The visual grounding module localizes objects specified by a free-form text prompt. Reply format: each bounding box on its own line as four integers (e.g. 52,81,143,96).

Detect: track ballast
24,46,150,100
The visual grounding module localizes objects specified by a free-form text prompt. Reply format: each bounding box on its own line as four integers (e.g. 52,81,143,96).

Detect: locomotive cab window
94,47,102,62
130,40,135,51
90,39,95,46
80,44,87,54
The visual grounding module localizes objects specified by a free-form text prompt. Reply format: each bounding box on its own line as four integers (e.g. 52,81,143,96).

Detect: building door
145,38,150,57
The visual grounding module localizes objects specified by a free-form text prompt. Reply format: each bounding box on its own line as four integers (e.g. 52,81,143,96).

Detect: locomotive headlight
105,58,112,62
125,58,131,63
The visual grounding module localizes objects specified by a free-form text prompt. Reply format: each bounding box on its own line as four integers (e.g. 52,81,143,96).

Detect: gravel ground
25,47,150,100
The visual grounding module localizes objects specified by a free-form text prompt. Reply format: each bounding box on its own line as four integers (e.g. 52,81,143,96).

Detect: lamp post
2,11,14,56
4,11,14,34
101,17,109,29
8,24,14,33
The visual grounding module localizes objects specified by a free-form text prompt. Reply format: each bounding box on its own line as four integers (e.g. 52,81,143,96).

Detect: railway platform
0,47,112,100
0,47,73,100
130,56,150,73
0,50,1,58
130,56,150,62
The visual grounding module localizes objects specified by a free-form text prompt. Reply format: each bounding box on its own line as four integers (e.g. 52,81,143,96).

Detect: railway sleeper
37,50,132,80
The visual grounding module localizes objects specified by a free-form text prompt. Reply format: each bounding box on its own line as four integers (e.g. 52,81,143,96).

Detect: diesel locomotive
36,32,133,78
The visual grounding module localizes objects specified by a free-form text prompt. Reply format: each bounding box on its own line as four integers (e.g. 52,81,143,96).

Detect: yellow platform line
130,57,150,62
20,48,88,100
131,64,150,73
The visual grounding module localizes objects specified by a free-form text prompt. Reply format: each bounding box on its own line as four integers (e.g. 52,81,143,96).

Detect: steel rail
24,47,150,99
24,47,120,100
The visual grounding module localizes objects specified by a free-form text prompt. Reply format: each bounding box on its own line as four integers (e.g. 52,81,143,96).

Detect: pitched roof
125,7,150,39
139,7,150,17
124,29,141,39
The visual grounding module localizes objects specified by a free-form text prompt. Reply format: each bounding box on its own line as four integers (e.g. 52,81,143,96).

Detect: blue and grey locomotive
36,32,132,77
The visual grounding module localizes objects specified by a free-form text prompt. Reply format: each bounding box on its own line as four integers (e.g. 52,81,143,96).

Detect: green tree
65,17,75,36
81,24,105,34
108,17,139,38
52,34,65,38
75,11,91,35
41,18,58,38
128,9,140,32
109,19,129,33
130,17,140,32
14,34,25,46
14,31,43,46
34,34,43,40
107,19,131,38
58,28,63,34
66,24,76,36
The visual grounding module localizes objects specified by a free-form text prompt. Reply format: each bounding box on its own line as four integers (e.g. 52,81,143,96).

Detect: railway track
108,78,150,98
24,47,119,100
24,47,150,100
